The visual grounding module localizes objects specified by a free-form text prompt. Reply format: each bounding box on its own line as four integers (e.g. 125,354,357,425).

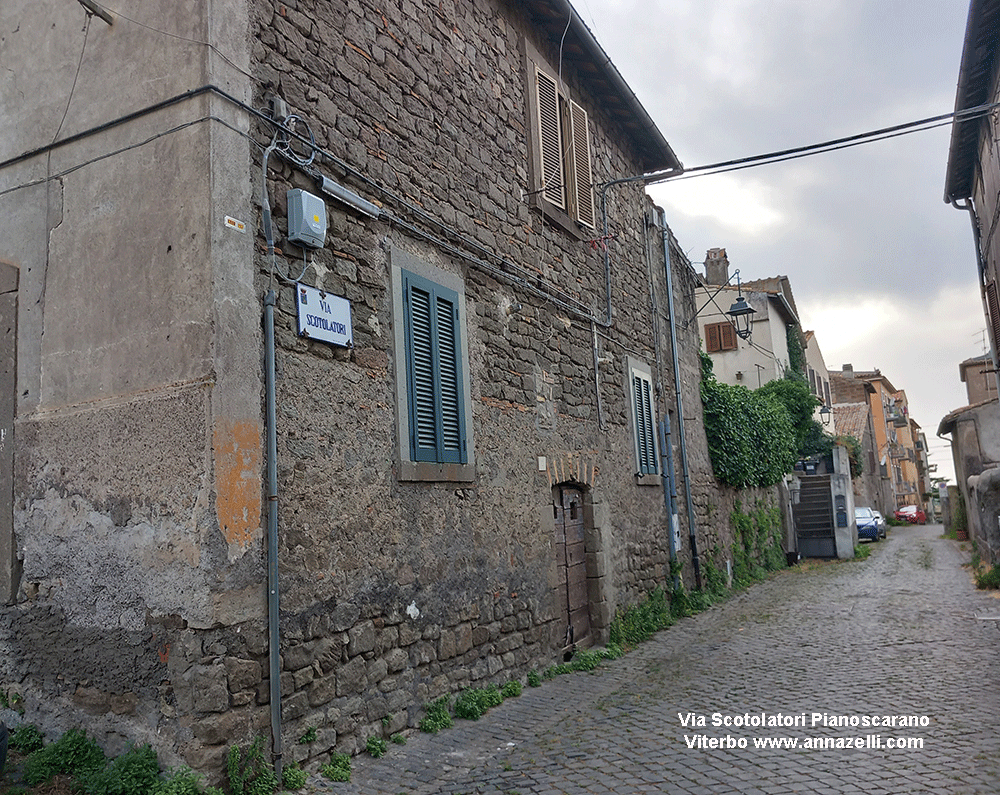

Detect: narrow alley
310,526,1000,795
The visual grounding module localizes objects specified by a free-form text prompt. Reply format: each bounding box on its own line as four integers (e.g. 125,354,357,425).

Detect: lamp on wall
726,270,756,341
819,405,832,427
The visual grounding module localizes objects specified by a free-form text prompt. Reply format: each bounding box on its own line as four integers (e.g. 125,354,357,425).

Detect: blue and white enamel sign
296,283,353,348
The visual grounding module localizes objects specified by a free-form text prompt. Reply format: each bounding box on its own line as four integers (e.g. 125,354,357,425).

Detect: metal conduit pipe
643,210,679,589
264,290,283,782
659,414,681,590
658,208,702,590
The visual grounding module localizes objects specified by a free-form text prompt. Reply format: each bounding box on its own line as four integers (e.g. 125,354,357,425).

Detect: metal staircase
793,474,837,558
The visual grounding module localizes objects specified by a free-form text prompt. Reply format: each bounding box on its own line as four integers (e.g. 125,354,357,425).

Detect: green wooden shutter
403,271,467,464
633,373,656,475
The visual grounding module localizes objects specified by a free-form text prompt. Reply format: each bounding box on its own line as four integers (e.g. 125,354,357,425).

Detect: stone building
0,0,784,776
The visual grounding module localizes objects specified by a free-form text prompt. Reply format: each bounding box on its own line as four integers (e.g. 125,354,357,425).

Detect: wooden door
553,486,589,647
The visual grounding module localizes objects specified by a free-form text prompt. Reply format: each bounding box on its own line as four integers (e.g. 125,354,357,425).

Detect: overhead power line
644,101,1000,183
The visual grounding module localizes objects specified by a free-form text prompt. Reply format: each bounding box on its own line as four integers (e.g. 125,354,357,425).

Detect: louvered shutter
436,293,463,458
569,100,595,227
404,272,467,464
705,324,721,353
720,322,737,351
535,67,566,210
633,373,657,475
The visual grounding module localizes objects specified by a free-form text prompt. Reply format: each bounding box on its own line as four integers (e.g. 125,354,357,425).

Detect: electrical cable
83,0,254,80
0,115,260,199
641,101,1000,184
52,14,92,146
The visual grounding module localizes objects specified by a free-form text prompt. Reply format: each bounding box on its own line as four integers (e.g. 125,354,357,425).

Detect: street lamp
726,270,756,341
819,405,832,427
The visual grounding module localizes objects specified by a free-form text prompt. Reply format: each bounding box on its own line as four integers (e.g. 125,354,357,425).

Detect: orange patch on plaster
213,419,262,549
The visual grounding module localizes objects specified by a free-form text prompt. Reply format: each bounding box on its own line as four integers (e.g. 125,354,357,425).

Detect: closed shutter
633,373,657,475
706,322,737,353
569,99,594,227
705,323,721,353
535,67,566,210
404,272,467,464
719,322,737,351
436,294,463,457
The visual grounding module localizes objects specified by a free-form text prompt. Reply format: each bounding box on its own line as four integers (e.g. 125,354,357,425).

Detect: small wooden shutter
705,324,721,353
407,283,438,460
719,322,737,351
633,373,656,475
404,272,466,464
569,99,594,227
436,294,463,457
706,322,737,352
535,67,566,210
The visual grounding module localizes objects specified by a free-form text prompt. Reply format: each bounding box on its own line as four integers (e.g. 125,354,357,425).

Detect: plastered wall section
1,0,262,769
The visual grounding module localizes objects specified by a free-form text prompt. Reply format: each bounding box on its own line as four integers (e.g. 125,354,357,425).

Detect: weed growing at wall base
321,754,351,783
608,587,671,648
975,564,1000,589
418,695,453,733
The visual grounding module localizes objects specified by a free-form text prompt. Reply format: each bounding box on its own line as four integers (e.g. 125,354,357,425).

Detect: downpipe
264,291,283,781
658,208,702,590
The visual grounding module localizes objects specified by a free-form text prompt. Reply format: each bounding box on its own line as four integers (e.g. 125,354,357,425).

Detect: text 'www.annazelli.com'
683,734,925,750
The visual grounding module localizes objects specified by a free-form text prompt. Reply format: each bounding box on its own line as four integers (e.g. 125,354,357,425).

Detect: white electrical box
287,189,327,248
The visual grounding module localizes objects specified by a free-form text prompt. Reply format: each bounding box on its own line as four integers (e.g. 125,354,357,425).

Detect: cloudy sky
574,0,979,485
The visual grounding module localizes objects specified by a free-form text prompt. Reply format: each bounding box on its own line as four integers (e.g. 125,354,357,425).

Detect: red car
894,505,926,524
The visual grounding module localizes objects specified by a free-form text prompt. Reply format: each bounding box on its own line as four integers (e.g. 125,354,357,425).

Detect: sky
573,0,980,486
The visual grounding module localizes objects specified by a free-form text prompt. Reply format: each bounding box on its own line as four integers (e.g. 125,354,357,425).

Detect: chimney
842,364,854,377
704,248,729,286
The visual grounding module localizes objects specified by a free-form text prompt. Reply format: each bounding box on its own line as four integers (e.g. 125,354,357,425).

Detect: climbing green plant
785,325,807,380
730,500,784,586
700,352,797,487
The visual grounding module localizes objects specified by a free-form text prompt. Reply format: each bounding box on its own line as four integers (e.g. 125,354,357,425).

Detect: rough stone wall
248,0,687,763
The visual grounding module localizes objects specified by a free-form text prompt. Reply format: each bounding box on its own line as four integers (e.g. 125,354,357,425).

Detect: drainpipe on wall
659,415,681,590
658,208,702,590
952,198,1000,397
263,290,283,782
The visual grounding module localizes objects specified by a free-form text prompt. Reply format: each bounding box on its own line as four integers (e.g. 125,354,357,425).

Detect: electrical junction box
287,188,327,248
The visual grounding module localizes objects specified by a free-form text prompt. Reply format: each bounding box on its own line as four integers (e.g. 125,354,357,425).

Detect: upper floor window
524,42,595,232
704,321,737,353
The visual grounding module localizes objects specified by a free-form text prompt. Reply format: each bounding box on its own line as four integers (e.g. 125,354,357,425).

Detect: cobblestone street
307,525,1000,794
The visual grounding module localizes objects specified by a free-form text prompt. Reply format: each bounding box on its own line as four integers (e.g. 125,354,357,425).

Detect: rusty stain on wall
213,419,262,550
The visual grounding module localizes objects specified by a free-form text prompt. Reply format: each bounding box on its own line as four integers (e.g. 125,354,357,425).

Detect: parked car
872,510,887,538
855,507,881,542
894,505,927,524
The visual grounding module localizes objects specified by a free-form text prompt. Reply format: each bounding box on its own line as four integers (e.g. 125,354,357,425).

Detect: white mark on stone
406,601,420,619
